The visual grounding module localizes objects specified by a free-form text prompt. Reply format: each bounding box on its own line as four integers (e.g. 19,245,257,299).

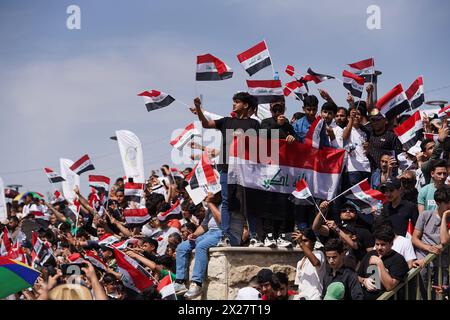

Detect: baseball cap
342,200,359,212
379,177,401,191
323,282,345,300
369,108,384,121
235,287,262,300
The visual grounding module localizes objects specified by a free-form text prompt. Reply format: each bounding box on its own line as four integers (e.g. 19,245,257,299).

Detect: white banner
116,130,145,183
0,177,7,221
60,158,80,203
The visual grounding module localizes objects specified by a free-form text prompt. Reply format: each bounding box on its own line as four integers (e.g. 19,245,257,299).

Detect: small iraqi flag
405,76,425,110
284,80,307,101
124,182,144,203
123,208,151,225
375,84,410,120
157,199,182,222
348,57,375,82
289,179,315,206
44,167,65,183
437,104,450,119
342,179,387,214
237,40,272,76
196,53,233,81
304,68,335,84
393,111,423,150
88,175,110,192
170,123,201,150
304,117,327,149
342,70,365,98
246,79,283,104
138,90,175,112
70,154,95,175
157,274,177,300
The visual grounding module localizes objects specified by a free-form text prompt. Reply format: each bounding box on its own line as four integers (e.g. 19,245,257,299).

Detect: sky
1,0,449,196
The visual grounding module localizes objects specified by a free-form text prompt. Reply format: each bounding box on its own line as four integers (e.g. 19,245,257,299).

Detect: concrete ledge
188,247,304,300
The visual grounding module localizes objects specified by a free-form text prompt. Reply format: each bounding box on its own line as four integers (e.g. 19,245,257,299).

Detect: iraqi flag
246,79,283,104
123,208,150,225
44,167,65,183
124,182,144,203
304,117,327,149
423,132,439,142
67,253,84,264
393,111,423,150
304,68,335,84
113,248,154,293
375,84,410,120
6,241,27,264
196,53,233,81
348,58,375,82
157,199,182,222
285,65,296,77
70,154,95,175
157,274,177,300
405,76,425,110
437,105,450,119
188,152,219,189
170,168,184,179
342,70,365,98
88,175,110,192
1,227,12,256
237,40,272,76
284,80,307,101
98,233,119,246
227,136,346,200
137,90,175,112
340,179,387,214
29,204,50,221
170,123,201,150
289,179,315,206
84,250,108,272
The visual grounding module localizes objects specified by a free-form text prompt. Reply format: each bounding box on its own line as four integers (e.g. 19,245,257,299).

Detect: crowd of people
1,83,450,301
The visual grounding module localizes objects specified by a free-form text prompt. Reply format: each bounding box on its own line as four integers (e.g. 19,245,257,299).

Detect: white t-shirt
343,126,371,173
294,250,326,300
393,235,417,263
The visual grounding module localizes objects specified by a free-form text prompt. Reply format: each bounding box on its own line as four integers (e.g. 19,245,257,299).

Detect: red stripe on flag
342,70,365,85
246,79,282,89
237,41,267,62
137,90,161,98
405,76,423,100
376,84,405,110
393,111,421,137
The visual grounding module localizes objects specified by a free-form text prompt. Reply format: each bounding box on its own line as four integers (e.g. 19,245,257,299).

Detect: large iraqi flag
227,137,346,200
237,40,272,76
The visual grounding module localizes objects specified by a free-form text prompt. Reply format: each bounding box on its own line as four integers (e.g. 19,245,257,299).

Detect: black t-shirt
381,199,419,237
214,117,260,172
322,265,364,300
357,249,409,300
260,117,297,140
368,130,402,169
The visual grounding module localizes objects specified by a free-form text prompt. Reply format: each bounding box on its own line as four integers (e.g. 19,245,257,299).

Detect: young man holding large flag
192,92,259,247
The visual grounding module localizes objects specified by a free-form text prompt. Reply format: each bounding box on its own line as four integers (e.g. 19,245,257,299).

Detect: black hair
161,164,169,170
142,237,159,250
420,138,435,152
116,177,124,183
155,254,175,271
145,193,165,216
184,222,197,233
166,243,178,253
303,95,319,108
274,272,288,286
183,167,193,173
168,232,182,245
321,102,338,114
292,112,305,120
431,159,447,172
9,216,19,224
336,107,348,116
434,185,450,204
75,228,89,239
302,227,317,243
354,100,367,110
115,188,124,194
373,225,395,243
232,92,258,110
349,103,367,118
141,285,162,300
270,96,286,105
102,273,117,284
156,202,172,214
324,238,344,254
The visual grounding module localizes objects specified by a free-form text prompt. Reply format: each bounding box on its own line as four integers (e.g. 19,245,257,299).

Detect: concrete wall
188,247,304,300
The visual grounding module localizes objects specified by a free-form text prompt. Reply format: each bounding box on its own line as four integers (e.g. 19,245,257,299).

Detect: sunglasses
340,208,356,213
272,107,284,113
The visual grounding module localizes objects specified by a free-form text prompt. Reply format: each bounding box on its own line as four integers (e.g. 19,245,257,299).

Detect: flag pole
311,197,327,221
328,178,368,203
263,38,276,78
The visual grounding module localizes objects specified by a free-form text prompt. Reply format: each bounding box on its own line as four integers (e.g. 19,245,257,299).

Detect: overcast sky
1,0,449,195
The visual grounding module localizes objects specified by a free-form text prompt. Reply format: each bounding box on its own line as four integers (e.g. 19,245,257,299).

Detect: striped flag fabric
340,179,387,214
29,203,50,221
84,250,108,272
88,175,110,192
6,241,27,264
170,168,184,179
375,84,410,120
283,80,307,101
406,219,414,239
157,274,177,300
348,58,375,82
196,53,233,81
1,227,12,256
157,199,182,222
228,137,346,200
289,179,315,206
304,117,326,149
111,239,132,250
123,208,150,225
70,154,95,175
112,247,154,293
98,233,119,246
342,70,365,98
285,65,296,76
124,182,144,203
67,253,84,263
393,111,423,150
304,68,335,84
53,190,65,203
44,167,65,183
188,152,219,189
246,79,283,104
423,132,439,142
437,104,450,119
137,90,175,112
405,76,425,110
237,40,272,76
170,123,201,150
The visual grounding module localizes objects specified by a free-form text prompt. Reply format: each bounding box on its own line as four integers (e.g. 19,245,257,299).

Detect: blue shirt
293,116,330,147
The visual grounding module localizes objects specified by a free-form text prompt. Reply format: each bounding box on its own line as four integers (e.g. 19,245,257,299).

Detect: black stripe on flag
196,71,233,81
245,57,272,77
77,164,95,175
254,95,284,105
384,100,410,120
343,83,363,98
49,176,65,183
145,95,175,112
410,94,425,110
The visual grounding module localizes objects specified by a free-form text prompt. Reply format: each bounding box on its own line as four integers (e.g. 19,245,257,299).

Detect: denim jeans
175,229,222,283
219,171,240,246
